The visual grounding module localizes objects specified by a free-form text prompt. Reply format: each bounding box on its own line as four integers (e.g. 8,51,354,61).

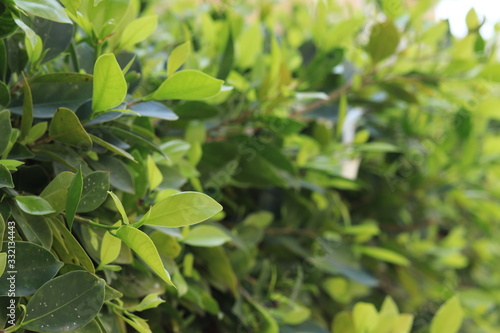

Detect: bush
1,0,499,332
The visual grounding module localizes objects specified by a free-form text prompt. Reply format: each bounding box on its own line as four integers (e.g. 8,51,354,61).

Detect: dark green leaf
0,241,63,296
76,171,110,213
0,164,14,188
129,101,178,121
0,81,9,108
66,167,83,229
0,110,11,156
24,271,105,332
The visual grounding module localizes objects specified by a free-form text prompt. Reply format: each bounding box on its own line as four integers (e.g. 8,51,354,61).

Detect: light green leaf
23,121,47,145
119,15,158,50
49,107,92,150
355,246,410,266
430,296,464,333
147,155,163,190
0,253,5,277
15,196,56,215
167,41,191,76
14,0,71,24
0,159,24,170
100,221,122,265
115,225,174,286
23,271,105,332
66,167,83,229
353,302,379,333
126,293,165,312
139,192,222,227
152,70,224,101
366,21,400,64
182,225,231,247
92,54,127,112
108,192,129,224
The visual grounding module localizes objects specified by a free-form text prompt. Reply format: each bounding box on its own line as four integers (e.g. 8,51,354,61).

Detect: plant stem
74,216,121,230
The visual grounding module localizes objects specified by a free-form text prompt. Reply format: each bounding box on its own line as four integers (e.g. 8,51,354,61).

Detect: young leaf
139,192,222,227
108,191,129,224
126,293,165,312
147,155,163,190
23,271,105,332
355,246,410,266
92,54,127,112
49,108,92,150
115,225,174,286
167,41,191,76
152,70,224,101
100,221,122,265
119,15,158,50
182,225,231,247
366,21,400,64
430,296,464,333
15,196,56,215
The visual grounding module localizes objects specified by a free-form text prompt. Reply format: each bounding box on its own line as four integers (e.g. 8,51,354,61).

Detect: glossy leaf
15,196,56,215
152,70,224,101
49,108,92,150
0,241,63,296
139,192,222,227
167,41,191,76
115,225,174,286
23,271,105,332
0,164,14,188
76,171,110,213
66,167,83,229
182,225,231,247
92,54,127,112
430,296,464,333
14,0,71,24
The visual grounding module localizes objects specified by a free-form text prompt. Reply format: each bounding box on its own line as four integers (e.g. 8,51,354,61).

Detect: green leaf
50,218,95,273
150,231,181,258
167,41,191,77
15,196,56,215
247,299,279,333
14,0,71,24
0,110,12,156
182,225,231,247
366,21,400,64
66,167,83,229
0,241,63,296
115,225,174,286
152,70,224,101
23,271,105,332
23,121,47,145
139,192,222,227
100,222,122,265
40,171,74,215
76,171,110,213
0,81,10,108
0,163,14,188
108,191,129,224
0,252,5,277
126,293,165,312
119,15,158,50
430,296,464,333
353,302,378,333
49,107,92,150
147,155,163,190
0,214,4,251
355,246,410,266
89,133,135,161
0,5,17,39
0,159,24,170
92,54,127,112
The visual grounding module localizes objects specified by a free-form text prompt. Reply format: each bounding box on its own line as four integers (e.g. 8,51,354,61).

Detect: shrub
1,0,499,332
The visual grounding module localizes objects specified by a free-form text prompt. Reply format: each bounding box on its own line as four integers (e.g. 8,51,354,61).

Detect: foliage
0,0,499,332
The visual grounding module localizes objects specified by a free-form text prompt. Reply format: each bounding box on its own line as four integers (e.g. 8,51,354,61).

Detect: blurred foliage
1,0,500,332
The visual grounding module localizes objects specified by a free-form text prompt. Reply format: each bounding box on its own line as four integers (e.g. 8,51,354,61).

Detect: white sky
435,0,500,38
